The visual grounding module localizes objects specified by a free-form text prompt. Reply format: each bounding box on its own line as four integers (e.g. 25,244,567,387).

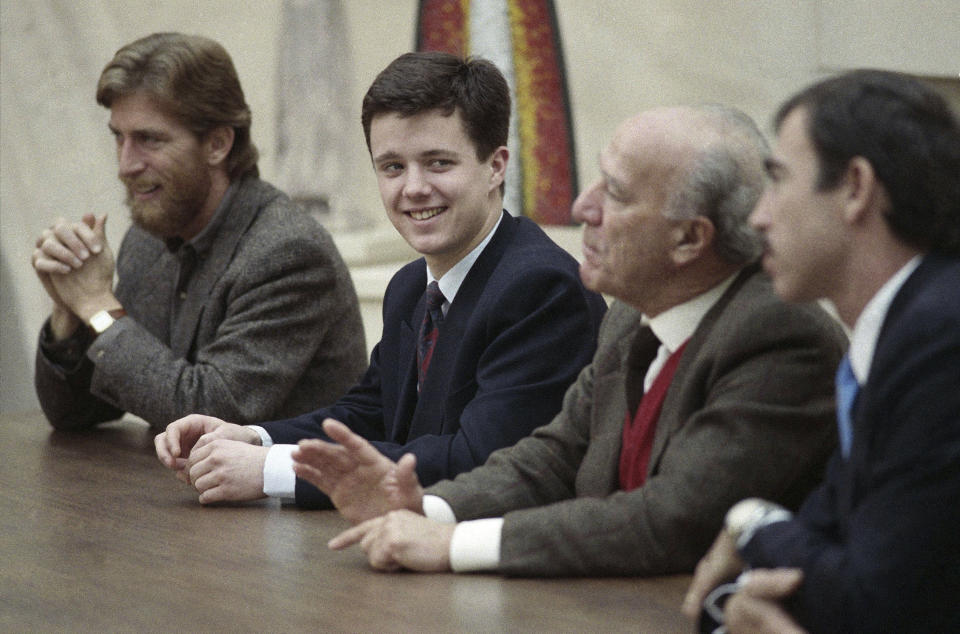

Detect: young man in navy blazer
685,70,960,633
155,52,606,507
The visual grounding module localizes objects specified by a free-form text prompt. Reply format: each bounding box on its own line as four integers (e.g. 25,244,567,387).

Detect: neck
641,257,742,318
180,170,231,241
832,243,919,328
425,204,501,280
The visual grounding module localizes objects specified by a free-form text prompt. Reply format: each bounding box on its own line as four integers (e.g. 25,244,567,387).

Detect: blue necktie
835,355,859,458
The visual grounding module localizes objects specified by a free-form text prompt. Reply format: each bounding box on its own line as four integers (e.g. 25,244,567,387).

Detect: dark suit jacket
428,264,847,576
262,213,607,508
34,177,368,430
742,254,960,633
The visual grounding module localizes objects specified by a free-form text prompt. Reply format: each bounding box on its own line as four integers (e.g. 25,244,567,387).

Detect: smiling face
369,108,507,279
571,111,691,314
109,92,219,240
749,107,849,304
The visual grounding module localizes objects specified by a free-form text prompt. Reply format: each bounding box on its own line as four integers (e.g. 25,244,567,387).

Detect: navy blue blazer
742,253,960,633
262,212,607,508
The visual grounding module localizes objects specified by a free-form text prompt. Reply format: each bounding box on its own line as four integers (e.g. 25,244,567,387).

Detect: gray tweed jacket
427,265,847,576
35,177,367,430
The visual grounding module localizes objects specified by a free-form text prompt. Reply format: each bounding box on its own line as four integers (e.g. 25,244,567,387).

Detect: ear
204,126,235,167
670,216,715,266
487,146,509,193
841,156,881,224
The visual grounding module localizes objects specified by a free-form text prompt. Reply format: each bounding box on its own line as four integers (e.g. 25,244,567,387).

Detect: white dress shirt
432,272,738,571
254,214,504,499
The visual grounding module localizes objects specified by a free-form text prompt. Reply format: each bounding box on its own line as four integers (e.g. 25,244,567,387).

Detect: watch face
89,311,115,334
726,498,763,535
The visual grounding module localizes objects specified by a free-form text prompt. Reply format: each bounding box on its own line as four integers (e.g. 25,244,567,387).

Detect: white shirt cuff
422,495,457,523
262,444,296,498
449,518,504,572
247,425,273,447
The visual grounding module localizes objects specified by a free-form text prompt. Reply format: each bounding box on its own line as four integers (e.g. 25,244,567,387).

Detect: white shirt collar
847,255,922,384
426,212,504,312
647,272,739,352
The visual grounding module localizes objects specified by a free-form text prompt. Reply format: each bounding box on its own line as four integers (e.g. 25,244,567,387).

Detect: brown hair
96,32,258,181
776,70,960,254
361,51,510,162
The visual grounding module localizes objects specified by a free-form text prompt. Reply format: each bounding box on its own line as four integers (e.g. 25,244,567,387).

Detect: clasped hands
32,214,120,336
155,414,269,504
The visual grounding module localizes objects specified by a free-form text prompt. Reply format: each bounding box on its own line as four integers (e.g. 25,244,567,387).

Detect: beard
124,159,212,239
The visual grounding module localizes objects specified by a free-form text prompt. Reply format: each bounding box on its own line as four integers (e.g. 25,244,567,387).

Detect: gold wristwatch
88,308,127,335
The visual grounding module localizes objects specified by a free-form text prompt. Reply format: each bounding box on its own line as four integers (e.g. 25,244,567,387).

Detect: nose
117,139,145,178
749,187,772,232
572,179,603,225
402,165,431,199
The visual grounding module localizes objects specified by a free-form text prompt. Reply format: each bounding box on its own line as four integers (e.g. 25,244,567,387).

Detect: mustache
121,177,158,190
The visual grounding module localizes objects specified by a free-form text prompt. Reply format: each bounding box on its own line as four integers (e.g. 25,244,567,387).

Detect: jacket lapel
840,255,935,514
391,300,423,443
404,212,516,439
170,178,269,357
592,305,649,493
646,264,759,477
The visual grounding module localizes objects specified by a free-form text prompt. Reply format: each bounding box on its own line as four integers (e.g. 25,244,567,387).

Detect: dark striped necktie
417,281,445,391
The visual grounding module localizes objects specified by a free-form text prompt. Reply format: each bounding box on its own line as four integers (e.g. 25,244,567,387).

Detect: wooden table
0,411,692,632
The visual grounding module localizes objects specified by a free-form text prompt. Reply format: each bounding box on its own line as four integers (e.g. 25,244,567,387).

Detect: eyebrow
372,148,457,164
372,150,401,163
600,167,628,196
107,123,166,138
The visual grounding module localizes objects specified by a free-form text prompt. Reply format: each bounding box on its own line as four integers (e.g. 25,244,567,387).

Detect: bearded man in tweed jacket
32,33,367,430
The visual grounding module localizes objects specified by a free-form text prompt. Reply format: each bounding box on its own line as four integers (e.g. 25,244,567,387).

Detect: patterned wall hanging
417,0,578,225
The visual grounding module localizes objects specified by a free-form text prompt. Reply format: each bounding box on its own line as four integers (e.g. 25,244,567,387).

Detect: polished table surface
0,410,692,632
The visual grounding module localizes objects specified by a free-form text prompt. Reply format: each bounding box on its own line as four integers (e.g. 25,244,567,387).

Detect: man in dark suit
31,33,367,430
293,105,847,576
155,52,606,506
684,70,960,633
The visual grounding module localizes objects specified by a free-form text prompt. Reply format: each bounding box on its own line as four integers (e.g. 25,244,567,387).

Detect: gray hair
663,105,768,264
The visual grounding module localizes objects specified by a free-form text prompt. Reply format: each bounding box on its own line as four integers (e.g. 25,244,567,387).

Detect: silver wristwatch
725,498,793,549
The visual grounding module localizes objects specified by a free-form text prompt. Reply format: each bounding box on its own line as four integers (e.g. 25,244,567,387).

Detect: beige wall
2,0,958,412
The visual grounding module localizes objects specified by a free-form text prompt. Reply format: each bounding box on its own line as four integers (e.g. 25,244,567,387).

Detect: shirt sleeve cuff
449,518,504,573
422,495,457,523
39,319,93,370
247,425,273,447
262,444,296,498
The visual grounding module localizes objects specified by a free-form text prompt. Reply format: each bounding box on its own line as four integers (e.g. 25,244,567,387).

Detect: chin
771,278,805,304
578,269,605,295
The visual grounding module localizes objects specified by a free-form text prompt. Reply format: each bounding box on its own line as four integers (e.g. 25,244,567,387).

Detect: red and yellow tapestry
416,0,578,225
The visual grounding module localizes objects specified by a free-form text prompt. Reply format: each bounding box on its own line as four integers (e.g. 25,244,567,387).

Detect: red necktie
619,340,688,490
417,281,445,391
